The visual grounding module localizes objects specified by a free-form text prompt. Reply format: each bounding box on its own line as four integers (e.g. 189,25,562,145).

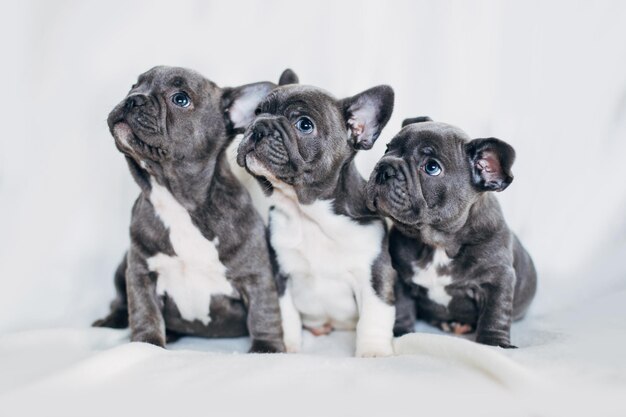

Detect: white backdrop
1,0,625,354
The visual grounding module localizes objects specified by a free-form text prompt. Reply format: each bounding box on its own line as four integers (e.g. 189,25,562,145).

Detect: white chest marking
146,178,233,325
269,184,385,329
412,248,453,307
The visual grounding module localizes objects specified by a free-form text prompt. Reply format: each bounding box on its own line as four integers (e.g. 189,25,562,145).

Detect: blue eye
295,117,314,134
172,92,190,108
423,159,442,176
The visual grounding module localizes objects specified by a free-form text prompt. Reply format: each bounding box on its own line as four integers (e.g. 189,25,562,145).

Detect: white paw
278,287,303,353
284,336,302,353
355,340,394,358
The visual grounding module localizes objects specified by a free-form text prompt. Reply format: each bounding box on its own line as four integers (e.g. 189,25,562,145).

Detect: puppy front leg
475,268,516,348
355,282,395,358
238,275,286,353
279,284,303,353
126,253,166,347
393,278,416,337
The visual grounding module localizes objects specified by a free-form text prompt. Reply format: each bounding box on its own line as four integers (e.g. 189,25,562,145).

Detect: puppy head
236,84,394,202
107,66,278,166
366,118,515,232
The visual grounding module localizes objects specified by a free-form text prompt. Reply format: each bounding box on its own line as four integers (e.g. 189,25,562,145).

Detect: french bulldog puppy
93,66,297,352
366,117,537,348
236,84,397,357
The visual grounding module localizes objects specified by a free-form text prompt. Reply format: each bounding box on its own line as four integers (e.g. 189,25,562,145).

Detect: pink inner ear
476,150,502,178
347,117,365,138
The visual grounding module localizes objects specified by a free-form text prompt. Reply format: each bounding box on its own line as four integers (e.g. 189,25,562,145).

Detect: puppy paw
165,330,183,344
249,338,286,354
439,321,474,335
501,344,518,349
284,341,301,353
393,325,414,337
356,340,394,358
283,334,302,353
304,323,333,336
131,331,166,348
476,332,515,349
451,322,474,335
92,310,129,329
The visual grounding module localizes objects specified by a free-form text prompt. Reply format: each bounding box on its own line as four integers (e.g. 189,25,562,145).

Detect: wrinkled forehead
134,66,214,93
389,122,470,156
258,85,341,120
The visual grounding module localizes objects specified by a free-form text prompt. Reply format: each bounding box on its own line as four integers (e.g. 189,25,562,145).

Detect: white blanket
1,288,625,417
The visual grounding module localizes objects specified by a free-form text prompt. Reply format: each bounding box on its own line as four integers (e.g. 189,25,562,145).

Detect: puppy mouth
243,152,298,189
393,216,422,229
368,184,422,228
112,122,168,161
243,153,276,181
387,206,425,230
238,153,279,196
237,114,307,181
237,125,297,186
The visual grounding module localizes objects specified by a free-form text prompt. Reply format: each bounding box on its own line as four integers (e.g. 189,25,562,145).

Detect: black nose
125,94,147,111
251,120,273,143
377,163,397,184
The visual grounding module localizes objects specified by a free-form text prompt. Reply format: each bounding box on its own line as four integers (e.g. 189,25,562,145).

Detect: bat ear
401,116,432,127
340,85,395,151
465,138,516,192
222,82,276,133
278,68,299,85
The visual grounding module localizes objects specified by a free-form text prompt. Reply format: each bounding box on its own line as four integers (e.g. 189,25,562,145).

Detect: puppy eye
254,107,262,116
171,92,191,108
295,117,314,134
422,159,442,176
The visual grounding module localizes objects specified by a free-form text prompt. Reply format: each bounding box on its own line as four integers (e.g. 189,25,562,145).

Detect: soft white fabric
1,1,625,416
1,291,625,417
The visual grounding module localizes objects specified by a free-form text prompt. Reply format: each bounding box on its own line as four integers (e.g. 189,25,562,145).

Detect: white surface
0,1,625,416
1,290,625,416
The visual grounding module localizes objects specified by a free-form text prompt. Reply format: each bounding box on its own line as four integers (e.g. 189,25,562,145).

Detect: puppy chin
365,190,378,213
112,122,136,153
245,154,282,184
376,199,421,230
365,181,386,215
245,154,271,177
365,184,391,214
392,215,424,236
241,154,278,197
111,122,169,163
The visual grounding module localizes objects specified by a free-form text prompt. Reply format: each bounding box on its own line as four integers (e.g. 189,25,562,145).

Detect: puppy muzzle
123,94,161,135
237,115,305,175
107,93,167,161
367,156,417,220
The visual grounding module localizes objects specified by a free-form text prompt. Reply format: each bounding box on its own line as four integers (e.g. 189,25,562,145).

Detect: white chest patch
269,186,385,330
146,178,234,325
411,248,453,307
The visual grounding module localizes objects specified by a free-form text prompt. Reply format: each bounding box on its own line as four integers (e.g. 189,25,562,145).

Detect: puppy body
238,85,397,356
263,162,392,353
367,120,537,348
94,66,286,352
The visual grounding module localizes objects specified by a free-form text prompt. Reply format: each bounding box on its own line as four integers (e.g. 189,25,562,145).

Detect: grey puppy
365,117,537,348
93,66,299,352
236,84,397,357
